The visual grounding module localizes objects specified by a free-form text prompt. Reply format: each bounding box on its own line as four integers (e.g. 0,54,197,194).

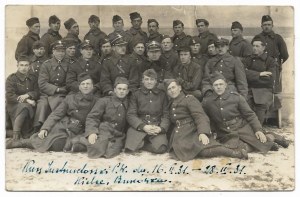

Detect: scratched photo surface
5,5,294,191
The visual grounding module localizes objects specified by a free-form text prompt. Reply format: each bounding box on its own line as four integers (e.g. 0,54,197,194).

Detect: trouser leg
13,109,29,139
49,138,67,152
199,146,248,159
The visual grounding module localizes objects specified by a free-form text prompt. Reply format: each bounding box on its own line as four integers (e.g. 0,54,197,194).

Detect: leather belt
223,117,241,127
175,118,194,127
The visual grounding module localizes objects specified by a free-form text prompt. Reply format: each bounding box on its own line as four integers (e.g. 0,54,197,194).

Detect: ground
5,123,294,191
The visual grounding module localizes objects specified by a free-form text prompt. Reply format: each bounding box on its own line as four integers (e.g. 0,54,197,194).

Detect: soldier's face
66,46,76,57
70,23,79,35
113,45,127,55
113,20,124,32
208,44,217,56
81,47,93,59
33,47,45,57
217,45,229,55
213,79,227,95
101,43,112,55
133,43,145,56
30,23,40,34
261,21,273,33
161,38,173,52
79,79,94,95
17,61,30,75
147,50,161,61
231,28,242,38
197,22,208,34
114,84,129,99
131,18,142,29
179,51,191,64
50,21,60,32
252,41,265,56
142,75,157,90
190,43,201,54
167,82,182,99
53,48,65,60
148,22,159,34
173,24,184,35
89,21,100,29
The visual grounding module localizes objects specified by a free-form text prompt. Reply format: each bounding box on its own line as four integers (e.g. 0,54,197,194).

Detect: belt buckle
176,120,181,127
145,115,150,119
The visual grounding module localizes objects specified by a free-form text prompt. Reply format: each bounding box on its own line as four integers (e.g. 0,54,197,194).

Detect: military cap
64,18,77,30
130,12,142,20
52,40,66,50
207,39,215,46
251,35,266,46
189,36,201,45
49,15,60,25
231,21,243,31
147,19,159,26
99,37,111,47
177,45,191,53
32,40,45,49
78,73,93,84
164,78,179,90
26,17,39,27
80,40,93,49
110,34,128,46
17,55,30,62
161,35,171,42
215,37,229,46
261,15,273,23
143,69,157,79
113,15,123,23
132,39,145,47
65,40,77,48
88,15,100,23
196,19,209,26
114,77,129,87
173,20,184,27
210,71,226,84
146,41,161,52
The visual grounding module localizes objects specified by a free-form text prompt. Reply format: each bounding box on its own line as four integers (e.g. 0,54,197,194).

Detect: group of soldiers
6,11,290,162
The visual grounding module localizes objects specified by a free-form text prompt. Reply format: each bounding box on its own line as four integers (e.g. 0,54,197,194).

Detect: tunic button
220,71,223,74
174,114,176,116
35,70,38,72
221,60,223,62
87,64,89,66
26,88,28,90
173,108,175,110
115,123,118,126
220,65,223,67
227,127,230,129
86,69,88,71
75,110,78,112
57,73,60,76
150,100,152,103
37,65,39,67
56,79,59,80
220,108,223,110
253,59,255,62
59,67,61,69
118,114,121,116
176,130,178,133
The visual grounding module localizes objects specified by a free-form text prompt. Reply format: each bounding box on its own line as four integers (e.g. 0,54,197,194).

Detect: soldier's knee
152,145,167,154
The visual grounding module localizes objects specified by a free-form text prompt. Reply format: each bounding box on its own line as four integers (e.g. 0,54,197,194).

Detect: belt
70,118,83,128
139,114,160,125
223,117,241,127
175,117,194,127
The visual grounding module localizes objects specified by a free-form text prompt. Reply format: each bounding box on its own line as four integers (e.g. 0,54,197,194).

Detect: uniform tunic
191,53,208,72
128,52,148,83
202,89,273,153
31,92,97,152
40,29,62,57
84,28,107,55
172,32,192,51
125,27,148,54
62,33,82,58
159,49,179,73
85,96,128,158
125,86,170,151
29,55,49,78
229,35,252,60
198,31,218,55
169,93,219,162
148,32,163,43
15,31,40,60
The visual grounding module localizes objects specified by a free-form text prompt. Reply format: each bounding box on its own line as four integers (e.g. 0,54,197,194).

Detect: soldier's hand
199,134,210,145
143,125,156,135
26,99,36,106
13,131,21,140
88,134,98,144
17,94,30,103
260,71,272,77
255,131,267,143
38,130,48,139
151,126,161,134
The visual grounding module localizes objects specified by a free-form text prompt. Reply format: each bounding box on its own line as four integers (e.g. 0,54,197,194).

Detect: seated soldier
125,69,170,154
165,79,248,162
84,77,130,158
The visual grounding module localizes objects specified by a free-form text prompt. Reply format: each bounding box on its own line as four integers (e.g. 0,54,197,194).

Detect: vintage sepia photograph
3,1,296,192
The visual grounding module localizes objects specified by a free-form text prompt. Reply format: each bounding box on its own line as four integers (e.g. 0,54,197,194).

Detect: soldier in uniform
40,15,62,58
253,15,289,93
66,40,102,97
29,41,48,78
229,21,252,61
97,37,113,65
100,34,139,96
172,46,202,100
159,35,179,73
165,79,248,161
125,12,148,54
15,17,40,60
171,20,192,51
6,56,39,142
33,40,69,132
189,36,209,71
207,39,218,59
125,69,170,154
196,19,218,55
63,18,81,58
30,73,97,152
84,77,130,158
84,15,107,57
147,19,163,43
64,40,78,64
202,38,248,99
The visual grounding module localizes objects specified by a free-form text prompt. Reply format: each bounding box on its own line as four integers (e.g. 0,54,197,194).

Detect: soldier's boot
201,147,248,160
270,142,280,151
6,138,33,149
71,136,87,153
267,132,289,148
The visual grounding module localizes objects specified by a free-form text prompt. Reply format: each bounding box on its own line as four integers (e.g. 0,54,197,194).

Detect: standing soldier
189,36,209,71
64,40,78,64
63,18,81,58
85,77,130,158
15,17,40,60
97,37,113,65
125,69,170,154
33,40,69,132
84,15,107,57
171,20,192,51
29,41,48,78
126,12,148,54
159,35,179,73
40,15,62,58
229,21,252,61
196,19,218,55
253,15,289,93
66,40,102,97
147,19,163,43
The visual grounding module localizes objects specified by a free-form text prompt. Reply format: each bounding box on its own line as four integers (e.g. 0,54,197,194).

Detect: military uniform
29,55,48,78
40,29,62,58
126,27,148,54
198,31,218,55
159,49,179,73
125,86,170,152
85,95,128,158
62,33,81,58
15,31,40,60
191,54,208,70
31,92,97,152
148,32,163,43
172,32,192,51
202,89,273,153
128,52,148,83
202,53,248,98
84,28,107,55
229,35,252,60
64,55,77,64
108,30,132,54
